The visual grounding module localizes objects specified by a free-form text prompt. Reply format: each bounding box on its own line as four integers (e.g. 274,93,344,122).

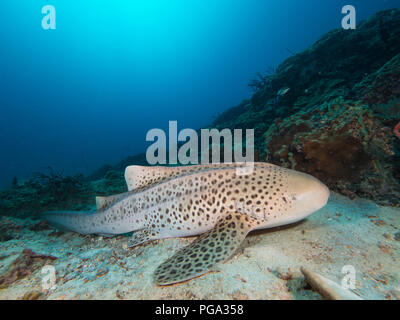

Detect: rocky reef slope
212,9,400,205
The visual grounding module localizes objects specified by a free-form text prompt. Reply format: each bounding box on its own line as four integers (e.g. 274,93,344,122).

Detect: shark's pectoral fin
128,228,158,248
153,213,262,285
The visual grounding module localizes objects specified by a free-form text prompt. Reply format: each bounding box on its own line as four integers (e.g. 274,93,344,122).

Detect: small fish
277,87,290,96
41,162,329,285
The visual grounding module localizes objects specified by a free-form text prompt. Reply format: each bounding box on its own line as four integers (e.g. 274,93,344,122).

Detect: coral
19,291,43,300
394,121,400,139
248,67,276,92
0,217,23,241
212,9,400,126
91,170,126,197
0,166,126,218
0,167,93,217
29,221,51,232
211,100,250,127
31,167,85,202
0,249,57,289
209,10,400,205
264,97,400,204
357,54,400,107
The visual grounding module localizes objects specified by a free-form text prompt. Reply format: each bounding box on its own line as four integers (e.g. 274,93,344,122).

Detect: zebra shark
42,162,329,285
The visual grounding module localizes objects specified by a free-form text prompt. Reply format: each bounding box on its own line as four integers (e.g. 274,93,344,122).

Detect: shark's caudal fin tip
39,210,62,219
38,210,92,234
38,211,70,232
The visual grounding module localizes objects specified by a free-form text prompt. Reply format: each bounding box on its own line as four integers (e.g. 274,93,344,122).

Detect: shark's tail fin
40,210,94,235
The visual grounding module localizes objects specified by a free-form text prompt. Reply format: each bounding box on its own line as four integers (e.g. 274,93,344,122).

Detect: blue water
0,0,397,188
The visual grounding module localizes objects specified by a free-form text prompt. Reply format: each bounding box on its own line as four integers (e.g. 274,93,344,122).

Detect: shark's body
42,162,329,285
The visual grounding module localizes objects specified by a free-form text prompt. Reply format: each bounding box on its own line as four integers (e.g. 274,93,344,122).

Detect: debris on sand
301,267,362,300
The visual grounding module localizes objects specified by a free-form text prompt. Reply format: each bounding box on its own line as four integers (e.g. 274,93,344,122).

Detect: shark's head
281,169,330,224
234,164,330,229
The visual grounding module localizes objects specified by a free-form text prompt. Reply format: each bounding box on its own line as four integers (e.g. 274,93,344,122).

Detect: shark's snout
299,176,330,212
286,170,330,220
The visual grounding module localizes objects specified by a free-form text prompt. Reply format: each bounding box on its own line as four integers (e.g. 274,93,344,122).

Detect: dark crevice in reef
1,9,399,218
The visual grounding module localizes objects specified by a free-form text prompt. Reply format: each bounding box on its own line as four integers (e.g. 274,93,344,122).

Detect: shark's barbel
41,162,330,285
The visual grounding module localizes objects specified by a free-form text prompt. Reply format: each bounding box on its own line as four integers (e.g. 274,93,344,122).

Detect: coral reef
0,165,130,218
211,9,400,205
261,50,400,204
0,167,93,217
264,96,400,204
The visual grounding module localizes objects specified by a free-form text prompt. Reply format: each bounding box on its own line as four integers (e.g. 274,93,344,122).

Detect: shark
41,162,330,285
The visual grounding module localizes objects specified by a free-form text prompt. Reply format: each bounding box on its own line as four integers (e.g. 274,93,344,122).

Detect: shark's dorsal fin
124,165,205,191
125,166,173,191
96,196,108,210
95,194,126,210
99,164,238,207
124,163,240,191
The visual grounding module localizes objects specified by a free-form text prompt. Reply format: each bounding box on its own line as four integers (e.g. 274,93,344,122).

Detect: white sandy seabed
0,192,399,300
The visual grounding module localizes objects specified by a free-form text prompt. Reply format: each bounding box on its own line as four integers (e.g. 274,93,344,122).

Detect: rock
0,234,14,242
276,267,294,281
96,267,109,278
383,233,392,240
391,288,400,300
29,221,51,231
231,290,250,300
86,274,96,281
0,249,57,289
20,291,43,300
0,217,23,241
394,232,400,241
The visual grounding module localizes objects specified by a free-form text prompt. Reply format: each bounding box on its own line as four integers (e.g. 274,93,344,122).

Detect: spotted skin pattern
42,162,329,285
154,213,261,285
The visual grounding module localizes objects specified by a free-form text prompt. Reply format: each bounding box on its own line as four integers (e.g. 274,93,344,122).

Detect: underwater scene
0,1,399,302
